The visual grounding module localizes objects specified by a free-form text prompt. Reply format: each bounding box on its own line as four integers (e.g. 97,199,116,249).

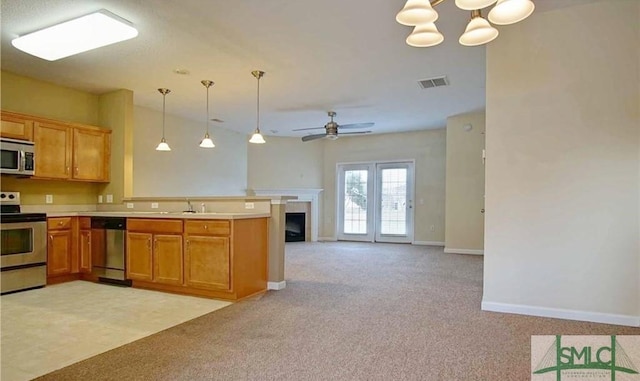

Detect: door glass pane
380,168,407,235
343,170,368,234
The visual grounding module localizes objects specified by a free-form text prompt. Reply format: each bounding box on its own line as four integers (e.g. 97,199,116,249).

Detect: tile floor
0,281,231,381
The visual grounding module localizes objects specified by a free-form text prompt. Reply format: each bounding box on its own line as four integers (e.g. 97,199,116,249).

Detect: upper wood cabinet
1,111,34,141
73,128,110,182
2,110,111,182
33,121,72,179
32,121,110,182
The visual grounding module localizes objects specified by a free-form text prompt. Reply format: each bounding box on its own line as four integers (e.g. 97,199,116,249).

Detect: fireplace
285,213,306,242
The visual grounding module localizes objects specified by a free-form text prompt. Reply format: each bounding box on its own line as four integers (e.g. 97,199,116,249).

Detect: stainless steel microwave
0,138,35,176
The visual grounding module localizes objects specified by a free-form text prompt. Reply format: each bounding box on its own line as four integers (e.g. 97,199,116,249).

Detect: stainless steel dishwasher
91,217,131,286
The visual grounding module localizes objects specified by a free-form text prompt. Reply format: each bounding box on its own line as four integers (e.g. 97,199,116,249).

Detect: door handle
481,208,485,214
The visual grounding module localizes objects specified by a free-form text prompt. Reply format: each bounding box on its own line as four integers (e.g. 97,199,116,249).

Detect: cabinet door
1,112,33,141
79,229,92,274
126,232,153,281
153,234,183,285
34,122,71,179
73,128,110,181
185,235,230,290
48,230,72,275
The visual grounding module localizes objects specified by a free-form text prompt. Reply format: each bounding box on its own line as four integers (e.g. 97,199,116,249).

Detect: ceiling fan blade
339,131,372,135
338,122,375,129
302,133,327,142
293,126,325,131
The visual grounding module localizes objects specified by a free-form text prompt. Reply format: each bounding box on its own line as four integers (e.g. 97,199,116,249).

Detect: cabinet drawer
79,217,91,229
47,217,72,230
185,220,230,236
127,219,183,234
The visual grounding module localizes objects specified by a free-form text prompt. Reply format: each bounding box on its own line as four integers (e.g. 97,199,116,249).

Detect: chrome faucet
185,198,195,213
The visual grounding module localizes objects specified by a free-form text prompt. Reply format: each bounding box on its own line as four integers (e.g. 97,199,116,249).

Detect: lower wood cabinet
185,232,230,291
47,217,73,277
127,217,268,301
126,219,183,286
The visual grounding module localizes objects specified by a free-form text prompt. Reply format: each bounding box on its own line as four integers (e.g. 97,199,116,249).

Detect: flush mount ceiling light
249,70,266,144
396,0,534,47
156,88,171,152
199,80,215,148
11,9,138,61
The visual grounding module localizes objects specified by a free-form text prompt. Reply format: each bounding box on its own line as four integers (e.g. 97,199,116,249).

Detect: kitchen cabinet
79,217,91,274
1,111,34,141
34,121,72,179
184,220,231,291
47,217,73,276
33,122,110,182
126,219,183,285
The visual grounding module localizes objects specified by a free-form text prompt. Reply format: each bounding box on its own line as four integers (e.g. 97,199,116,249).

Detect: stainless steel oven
0,192,47,294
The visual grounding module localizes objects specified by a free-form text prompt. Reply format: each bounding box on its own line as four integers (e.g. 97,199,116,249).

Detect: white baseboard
412,241,445,246
444,247,484,255
267,281,286,291
481,300,640,327
318,236,337,242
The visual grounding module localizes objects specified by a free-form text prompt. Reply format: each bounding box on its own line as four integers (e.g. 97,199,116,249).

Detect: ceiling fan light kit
295,111,375,142
396,0,534,47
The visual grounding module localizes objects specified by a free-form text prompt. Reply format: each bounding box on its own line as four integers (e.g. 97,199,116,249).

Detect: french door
337,161,414,243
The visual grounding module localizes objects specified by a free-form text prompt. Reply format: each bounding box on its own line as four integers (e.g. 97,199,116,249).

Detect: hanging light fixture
156,88,171,151
396,0,534,47
199,80,215,148
249,70,266,144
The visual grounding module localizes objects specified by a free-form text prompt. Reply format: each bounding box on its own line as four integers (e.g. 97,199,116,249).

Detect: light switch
245,202,255,209
98,195,103,203
126,203,134,209
151,203,159,209
106,194,113,203
45,195,53,204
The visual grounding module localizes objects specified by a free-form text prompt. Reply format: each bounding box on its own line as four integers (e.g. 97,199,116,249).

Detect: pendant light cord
206,84,210,135
256,75,260,132
162,93,166,139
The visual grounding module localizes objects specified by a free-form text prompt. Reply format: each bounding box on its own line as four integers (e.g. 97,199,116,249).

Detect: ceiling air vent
418,76,449,89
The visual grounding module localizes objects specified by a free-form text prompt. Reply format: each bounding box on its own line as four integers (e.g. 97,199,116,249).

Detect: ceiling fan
293,111,374,142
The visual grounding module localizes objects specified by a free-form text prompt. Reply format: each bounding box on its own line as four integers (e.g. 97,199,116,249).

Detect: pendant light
199,80,215,148
156,88,171,151
406,22,444,47
396,0,438,26
249,70,266,144
455,0,497,11
459,10,499,46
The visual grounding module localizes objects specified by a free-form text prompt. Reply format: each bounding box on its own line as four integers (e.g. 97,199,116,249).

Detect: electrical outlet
106,194,113,203
245,202,255,209
98,195,103,203
151,203,159,209
45,194,53,204
126,203,134,209
430,225,435,232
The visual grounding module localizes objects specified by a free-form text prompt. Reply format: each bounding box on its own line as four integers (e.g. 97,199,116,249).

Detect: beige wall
247,136,324,189
321,129,446,242
1,71,99,125
484,0,639,323
133,106,248,197
445,112,485,253
0,71,101,204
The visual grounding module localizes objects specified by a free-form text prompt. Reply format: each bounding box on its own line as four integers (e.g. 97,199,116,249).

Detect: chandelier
396,0,535,47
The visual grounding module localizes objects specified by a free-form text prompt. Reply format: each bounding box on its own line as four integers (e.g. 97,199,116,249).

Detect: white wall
483,0,639,325
321,129,446,242
247,136,324,189
445,111,485,254
133,106,248,196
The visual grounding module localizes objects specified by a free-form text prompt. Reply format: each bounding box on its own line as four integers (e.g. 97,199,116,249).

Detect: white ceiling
1,0,593,138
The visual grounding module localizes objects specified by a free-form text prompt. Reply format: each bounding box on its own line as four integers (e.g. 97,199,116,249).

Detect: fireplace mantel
249,189,323,242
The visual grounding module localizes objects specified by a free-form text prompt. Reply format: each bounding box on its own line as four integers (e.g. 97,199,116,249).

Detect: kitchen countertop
46,211,271,220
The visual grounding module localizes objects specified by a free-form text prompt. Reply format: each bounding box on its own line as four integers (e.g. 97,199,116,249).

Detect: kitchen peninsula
36,194,295,301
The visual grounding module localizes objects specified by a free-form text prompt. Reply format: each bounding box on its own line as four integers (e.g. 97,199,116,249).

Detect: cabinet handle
65,166,69,174
49,235,53,242
75,167,79,175
204,225,208,230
